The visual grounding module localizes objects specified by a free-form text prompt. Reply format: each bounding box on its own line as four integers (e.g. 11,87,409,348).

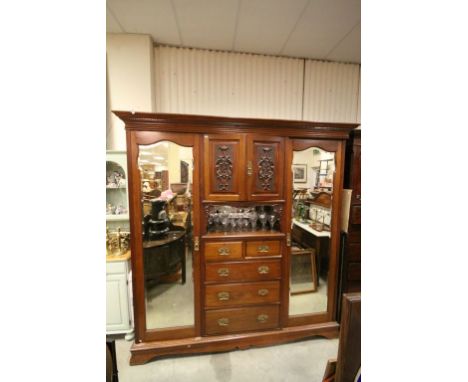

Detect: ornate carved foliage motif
257,146,275,191
215,144,233,191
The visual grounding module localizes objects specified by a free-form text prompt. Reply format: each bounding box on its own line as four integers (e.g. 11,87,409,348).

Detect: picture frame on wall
293,164,307,183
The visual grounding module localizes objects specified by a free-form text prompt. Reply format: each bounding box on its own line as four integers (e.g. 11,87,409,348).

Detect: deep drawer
246,240,281,257
204,281,280,308
204,241,243,262
205,260,281,283
204,305,279,335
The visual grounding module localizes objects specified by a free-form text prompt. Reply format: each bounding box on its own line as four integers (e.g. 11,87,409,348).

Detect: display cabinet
106,150,133,338
115,111,358,365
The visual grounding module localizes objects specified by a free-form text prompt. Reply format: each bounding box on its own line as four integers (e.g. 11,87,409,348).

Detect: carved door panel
203,134,246,201
246,135,284,201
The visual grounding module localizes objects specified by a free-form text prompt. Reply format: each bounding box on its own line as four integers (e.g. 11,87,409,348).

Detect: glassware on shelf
258,206,268,230
248,211,258,230
268,213,278,230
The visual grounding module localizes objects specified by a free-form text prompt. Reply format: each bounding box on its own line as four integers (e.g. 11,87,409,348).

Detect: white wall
105,34,361,150
106,34,156,150
153,45,360,123
154,46,304,120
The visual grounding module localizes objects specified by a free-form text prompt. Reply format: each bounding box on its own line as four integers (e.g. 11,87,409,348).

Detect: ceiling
106,0,360,64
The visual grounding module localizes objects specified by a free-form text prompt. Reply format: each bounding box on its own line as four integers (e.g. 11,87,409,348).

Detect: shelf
106,214,129,221
202,231,285,239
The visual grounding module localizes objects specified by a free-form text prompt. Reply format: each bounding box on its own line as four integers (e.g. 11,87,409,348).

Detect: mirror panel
138,141,194,330
289,147,335,316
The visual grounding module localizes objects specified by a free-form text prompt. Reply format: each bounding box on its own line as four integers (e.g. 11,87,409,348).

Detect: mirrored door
137,140,196,331
287,139,342,323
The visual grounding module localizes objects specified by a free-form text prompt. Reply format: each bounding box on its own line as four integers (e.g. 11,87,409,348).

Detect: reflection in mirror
290,147,334,316
138,141,194,329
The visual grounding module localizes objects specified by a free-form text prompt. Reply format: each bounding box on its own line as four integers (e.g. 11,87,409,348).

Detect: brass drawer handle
217,268,230,277
286,233,291,247
217,318,229,326
257,314,269,323
217,291,230,301
257,245,270,253
258,265,270,274
258,288,269,296
218,247,231,256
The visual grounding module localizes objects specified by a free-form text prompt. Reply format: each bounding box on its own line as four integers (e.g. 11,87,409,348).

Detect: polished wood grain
204,305,280,335
335,293,361,382
245,240,281,257
204,134,246,201
204,241,243,262
205,260,281,283
246,135,284,200
116,111,358,364
129,321,340,365
204,281,280,308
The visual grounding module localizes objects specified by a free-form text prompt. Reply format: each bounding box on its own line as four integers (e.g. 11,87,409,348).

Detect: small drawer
204,241,243,262
246,240,281,257
347,262,361,281
205,281,280,308
204,305,279,335
205,260,281,283
106,260,127,275
350,205,361,225
347,243,361,261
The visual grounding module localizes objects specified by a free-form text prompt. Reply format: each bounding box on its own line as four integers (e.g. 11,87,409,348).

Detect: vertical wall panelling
154,46,304,120
303,60,360,123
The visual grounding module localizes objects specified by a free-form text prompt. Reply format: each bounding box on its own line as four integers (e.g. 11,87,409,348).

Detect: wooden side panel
203,134,246,201
247,135,284,200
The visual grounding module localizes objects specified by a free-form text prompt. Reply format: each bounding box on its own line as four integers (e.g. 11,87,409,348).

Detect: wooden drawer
347,262,361,281
347,231,361,243
204,305,279,335
205,281,280,308
347,243,361,262
246,240,281,257
350,205,361,225
204,241,243,262
205,260,281,283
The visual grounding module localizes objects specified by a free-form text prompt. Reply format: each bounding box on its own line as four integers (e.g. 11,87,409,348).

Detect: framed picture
293,164,307,182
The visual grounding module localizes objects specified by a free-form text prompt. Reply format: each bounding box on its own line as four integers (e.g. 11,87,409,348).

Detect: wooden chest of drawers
202,237,283,336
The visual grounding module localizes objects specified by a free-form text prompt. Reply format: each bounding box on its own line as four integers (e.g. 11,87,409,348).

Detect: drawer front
205,281,280,308
205,241,243,262
350,205,361,225
205,260,281,283
347,243,361,261
347,231,361,243
204,305,279,335
246,240,281,257
347,262,361,281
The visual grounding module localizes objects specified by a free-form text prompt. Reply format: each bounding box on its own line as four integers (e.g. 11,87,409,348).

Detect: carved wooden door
246,135,284,201
203,134,246,201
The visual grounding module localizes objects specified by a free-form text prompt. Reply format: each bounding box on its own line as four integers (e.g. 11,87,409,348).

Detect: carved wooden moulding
256,145,275,191
215,144,234,191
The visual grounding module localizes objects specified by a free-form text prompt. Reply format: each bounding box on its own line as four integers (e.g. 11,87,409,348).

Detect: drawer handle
217,291,230,301
258,288,269,296
258,265,270,274
217,318,229,326
217,268,230,277
257,314,269,323
257,245,270,253
218,247,231,256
